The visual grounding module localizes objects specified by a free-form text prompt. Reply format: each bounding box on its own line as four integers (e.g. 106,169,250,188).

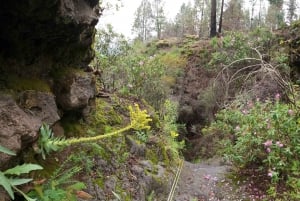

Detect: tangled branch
213,47,294,107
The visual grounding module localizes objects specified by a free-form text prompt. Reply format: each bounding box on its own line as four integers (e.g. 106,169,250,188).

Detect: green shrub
205,94,300,199
161,100,185,160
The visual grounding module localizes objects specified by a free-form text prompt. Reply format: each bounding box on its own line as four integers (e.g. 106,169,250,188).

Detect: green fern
0,145,43,201
28,157,86,201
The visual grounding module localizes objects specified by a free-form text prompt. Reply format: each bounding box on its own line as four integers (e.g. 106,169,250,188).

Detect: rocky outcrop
0,95,41,169
0,92,61,169
0,0,101,71
54,71,96,110
18,90,60,125
0,0,101,169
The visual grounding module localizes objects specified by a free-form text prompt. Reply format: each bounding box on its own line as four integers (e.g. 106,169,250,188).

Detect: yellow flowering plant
38,104,152,159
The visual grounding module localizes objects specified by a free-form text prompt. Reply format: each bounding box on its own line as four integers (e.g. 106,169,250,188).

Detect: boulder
0,95,41,169
54,71,96,111
18,90,60,125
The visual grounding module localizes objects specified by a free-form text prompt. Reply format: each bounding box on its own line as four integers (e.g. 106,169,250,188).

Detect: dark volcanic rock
0,0,101,169
0,0,101,69
54,71,96,110
0,95,41,169
18,90,60,125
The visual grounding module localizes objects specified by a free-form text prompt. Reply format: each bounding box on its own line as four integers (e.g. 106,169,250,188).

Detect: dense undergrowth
1,25,187,200
199,26,300,200
2,21,300,200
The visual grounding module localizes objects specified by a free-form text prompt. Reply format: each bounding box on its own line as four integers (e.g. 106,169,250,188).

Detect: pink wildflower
276,141,284,148
266,147,271,153
204,174,211,180
267,171,273,177
288,109,294,116
242,109,248,115
263,140,272,147
275,93,280,101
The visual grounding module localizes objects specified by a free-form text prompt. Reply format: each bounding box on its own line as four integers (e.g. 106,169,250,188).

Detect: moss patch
5,74,51,92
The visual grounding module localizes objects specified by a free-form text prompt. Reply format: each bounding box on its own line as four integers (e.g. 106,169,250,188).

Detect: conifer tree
210,0,217,37
132,0,153,41
152,0,166,39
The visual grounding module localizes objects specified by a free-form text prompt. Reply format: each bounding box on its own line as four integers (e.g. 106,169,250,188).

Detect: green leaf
4,164,43,175
66,182,86,191
12,185,37,201
9,178,33,186
0,145,16,156
0,172,14,199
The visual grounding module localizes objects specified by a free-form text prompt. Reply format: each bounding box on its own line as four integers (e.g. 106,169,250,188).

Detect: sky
97,0,191,38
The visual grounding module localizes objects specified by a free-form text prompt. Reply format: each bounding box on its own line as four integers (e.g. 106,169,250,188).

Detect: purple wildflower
263,140,272,147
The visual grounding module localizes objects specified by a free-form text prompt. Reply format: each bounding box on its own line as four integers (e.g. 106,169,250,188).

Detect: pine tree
132,0,153,41
266,0,284,29
222,0,245,31
152,0,166,39
218,0,225,34
194,0,210,37
287,0,297,23
210,0,217,37
174,2,197,37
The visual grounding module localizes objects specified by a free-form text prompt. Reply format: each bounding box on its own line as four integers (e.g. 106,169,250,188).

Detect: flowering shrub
205,94,300,199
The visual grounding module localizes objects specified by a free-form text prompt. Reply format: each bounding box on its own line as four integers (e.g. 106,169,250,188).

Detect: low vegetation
2,13,300,200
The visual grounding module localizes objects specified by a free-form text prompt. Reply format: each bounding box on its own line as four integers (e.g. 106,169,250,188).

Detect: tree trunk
218,0,224,34
210,0,217,37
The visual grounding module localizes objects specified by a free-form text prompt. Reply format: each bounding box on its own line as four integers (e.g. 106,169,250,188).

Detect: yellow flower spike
170,131,179,138
129,104,152,130
39,104,152,159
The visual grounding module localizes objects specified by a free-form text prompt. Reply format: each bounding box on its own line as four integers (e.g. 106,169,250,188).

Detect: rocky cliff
0,0,101,169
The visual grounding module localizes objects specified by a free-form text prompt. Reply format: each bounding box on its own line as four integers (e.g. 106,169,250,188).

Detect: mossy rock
50,66,85,81
155,40,171,49
5,74,51,92
90,99,123,132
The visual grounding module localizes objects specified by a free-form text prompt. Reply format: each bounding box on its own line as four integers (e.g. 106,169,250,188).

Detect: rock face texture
0,0,100,68
54,71,96,110
0,0,101,169
18,91,60,125
0,95,41,169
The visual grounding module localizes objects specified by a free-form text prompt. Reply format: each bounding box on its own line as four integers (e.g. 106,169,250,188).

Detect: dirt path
174,159,252,201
